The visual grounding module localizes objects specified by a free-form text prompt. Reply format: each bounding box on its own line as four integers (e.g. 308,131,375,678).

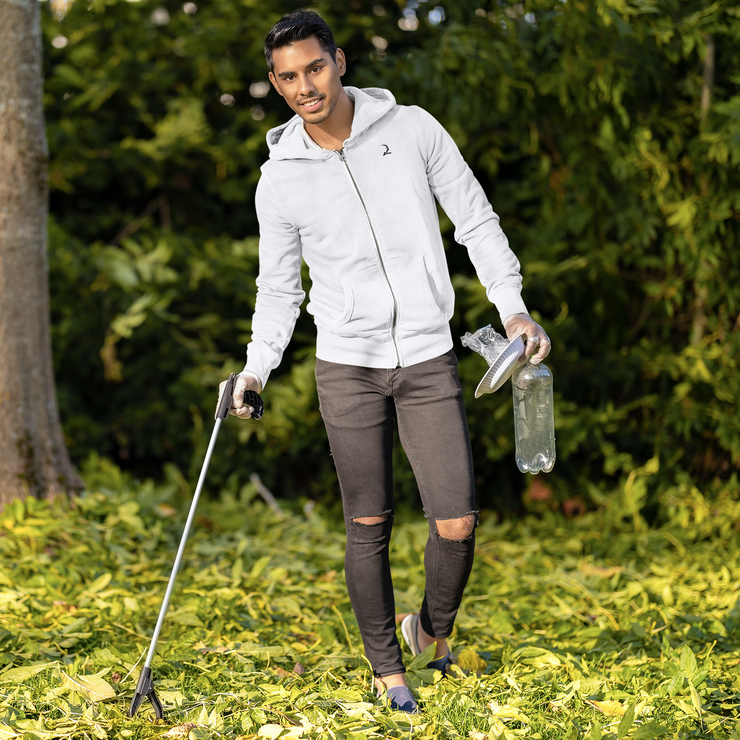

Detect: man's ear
268,71,284,97
335,48,347,77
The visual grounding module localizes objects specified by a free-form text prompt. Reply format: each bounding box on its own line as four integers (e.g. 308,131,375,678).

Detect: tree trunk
0,0,82,502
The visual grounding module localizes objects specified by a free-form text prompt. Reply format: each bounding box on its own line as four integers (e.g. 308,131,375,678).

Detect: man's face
268,36,347,126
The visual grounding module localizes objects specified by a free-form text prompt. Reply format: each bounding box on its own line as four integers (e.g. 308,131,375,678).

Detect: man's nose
298,74,316,96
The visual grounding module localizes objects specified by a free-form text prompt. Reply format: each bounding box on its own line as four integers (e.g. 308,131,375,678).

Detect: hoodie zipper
336,148,401,367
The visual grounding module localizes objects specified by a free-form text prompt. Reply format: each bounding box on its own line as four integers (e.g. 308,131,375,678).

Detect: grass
0,458,739,739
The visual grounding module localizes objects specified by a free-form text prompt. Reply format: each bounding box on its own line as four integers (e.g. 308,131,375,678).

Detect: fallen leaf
630,723,671,739
457,648,486,673
488,700,530,723
60,670,116,702
258,725,284,739
586,699,628,717
0,663,55,684
293,663,305,674
617,703,636,739
513,646,562,667
194,641,228,654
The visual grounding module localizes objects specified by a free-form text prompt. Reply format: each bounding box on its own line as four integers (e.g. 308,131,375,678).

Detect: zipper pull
336,148,346,161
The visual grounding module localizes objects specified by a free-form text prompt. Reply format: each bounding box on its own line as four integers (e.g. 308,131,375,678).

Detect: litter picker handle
215,373,264,421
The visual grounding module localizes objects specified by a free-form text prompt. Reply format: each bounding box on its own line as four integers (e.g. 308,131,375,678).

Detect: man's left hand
503,313,551,364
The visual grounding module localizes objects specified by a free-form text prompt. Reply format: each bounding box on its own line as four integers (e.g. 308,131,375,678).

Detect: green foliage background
43,0,740,511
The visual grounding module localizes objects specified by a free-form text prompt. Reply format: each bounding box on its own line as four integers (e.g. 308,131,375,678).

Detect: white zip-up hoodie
245,86,528,387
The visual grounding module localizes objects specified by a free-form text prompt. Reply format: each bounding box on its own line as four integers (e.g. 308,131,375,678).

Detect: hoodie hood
265,86,397,161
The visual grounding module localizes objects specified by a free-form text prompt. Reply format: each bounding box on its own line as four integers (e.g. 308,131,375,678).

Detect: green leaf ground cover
0,469,738,739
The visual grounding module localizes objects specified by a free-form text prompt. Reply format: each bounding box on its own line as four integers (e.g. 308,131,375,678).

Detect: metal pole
143,416,223,669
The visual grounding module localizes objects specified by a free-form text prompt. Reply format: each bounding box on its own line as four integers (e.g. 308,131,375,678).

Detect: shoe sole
400,614,421,656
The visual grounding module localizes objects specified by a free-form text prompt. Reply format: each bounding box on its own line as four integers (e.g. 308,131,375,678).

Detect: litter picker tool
128,374,263,719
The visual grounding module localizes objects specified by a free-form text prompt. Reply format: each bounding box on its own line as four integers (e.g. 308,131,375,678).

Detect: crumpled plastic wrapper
460,325,510,366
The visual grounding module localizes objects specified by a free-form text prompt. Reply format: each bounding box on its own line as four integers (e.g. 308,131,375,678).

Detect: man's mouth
299,96,324,113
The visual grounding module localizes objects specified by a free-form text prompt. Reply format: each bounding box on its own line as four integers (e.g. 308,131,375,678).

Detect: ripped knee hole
352,514,390,526
435,513,477,540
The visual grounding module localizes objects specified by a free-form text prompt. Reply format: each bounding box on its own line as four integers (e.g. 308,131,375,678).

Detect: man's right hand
226,372,262,419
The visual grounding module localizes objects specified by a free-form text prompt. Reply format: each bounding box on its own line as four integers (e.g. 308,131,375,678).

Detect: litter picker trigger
244,389,263,420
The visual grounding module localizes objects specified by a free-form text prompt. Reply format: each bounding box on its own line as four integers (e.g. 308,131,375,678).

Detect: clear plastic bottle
512,361,556,474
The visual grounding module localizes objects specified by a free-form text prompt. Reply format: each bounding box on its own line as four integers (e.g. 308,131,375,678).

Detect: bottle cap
474,334,526,398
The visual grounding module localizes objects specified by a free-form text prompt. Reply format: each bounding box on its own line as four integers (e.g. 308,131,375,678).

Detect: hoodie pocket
307,264,393,339
333,274,394,338
389,253,450,338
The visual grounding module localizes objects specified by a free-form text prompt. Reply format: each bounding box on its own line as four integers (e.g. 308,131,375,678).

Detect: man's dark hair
264,11,338,71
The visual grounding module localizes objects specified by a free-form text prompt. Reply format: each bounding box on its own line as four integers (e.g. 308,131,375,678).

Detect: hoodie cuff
492,287,529,325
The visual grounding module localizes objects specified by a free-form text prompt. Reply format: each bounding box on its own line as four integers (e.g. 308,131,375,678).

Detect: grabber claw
128,666,163,719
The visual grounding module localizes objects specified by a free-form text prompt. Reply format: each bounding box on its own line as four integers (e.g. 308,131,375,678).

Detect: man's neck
305,90,355,151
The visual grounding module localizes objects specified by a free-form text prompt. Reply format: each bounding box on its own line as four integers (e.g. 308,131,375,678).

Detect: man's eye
310,66,321,73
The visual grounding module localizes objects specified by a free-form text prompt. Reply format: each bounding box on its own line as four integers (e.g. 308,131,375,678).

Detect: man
230,11,550,713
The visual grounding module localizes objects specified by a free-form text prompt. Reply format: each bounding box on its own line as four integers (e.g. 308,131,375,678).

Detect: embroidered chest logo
381,144,392,156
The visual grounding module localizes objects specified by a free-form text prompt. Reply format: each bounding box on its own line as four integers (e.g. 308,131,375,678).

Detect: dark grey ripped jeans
315,350,478,677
